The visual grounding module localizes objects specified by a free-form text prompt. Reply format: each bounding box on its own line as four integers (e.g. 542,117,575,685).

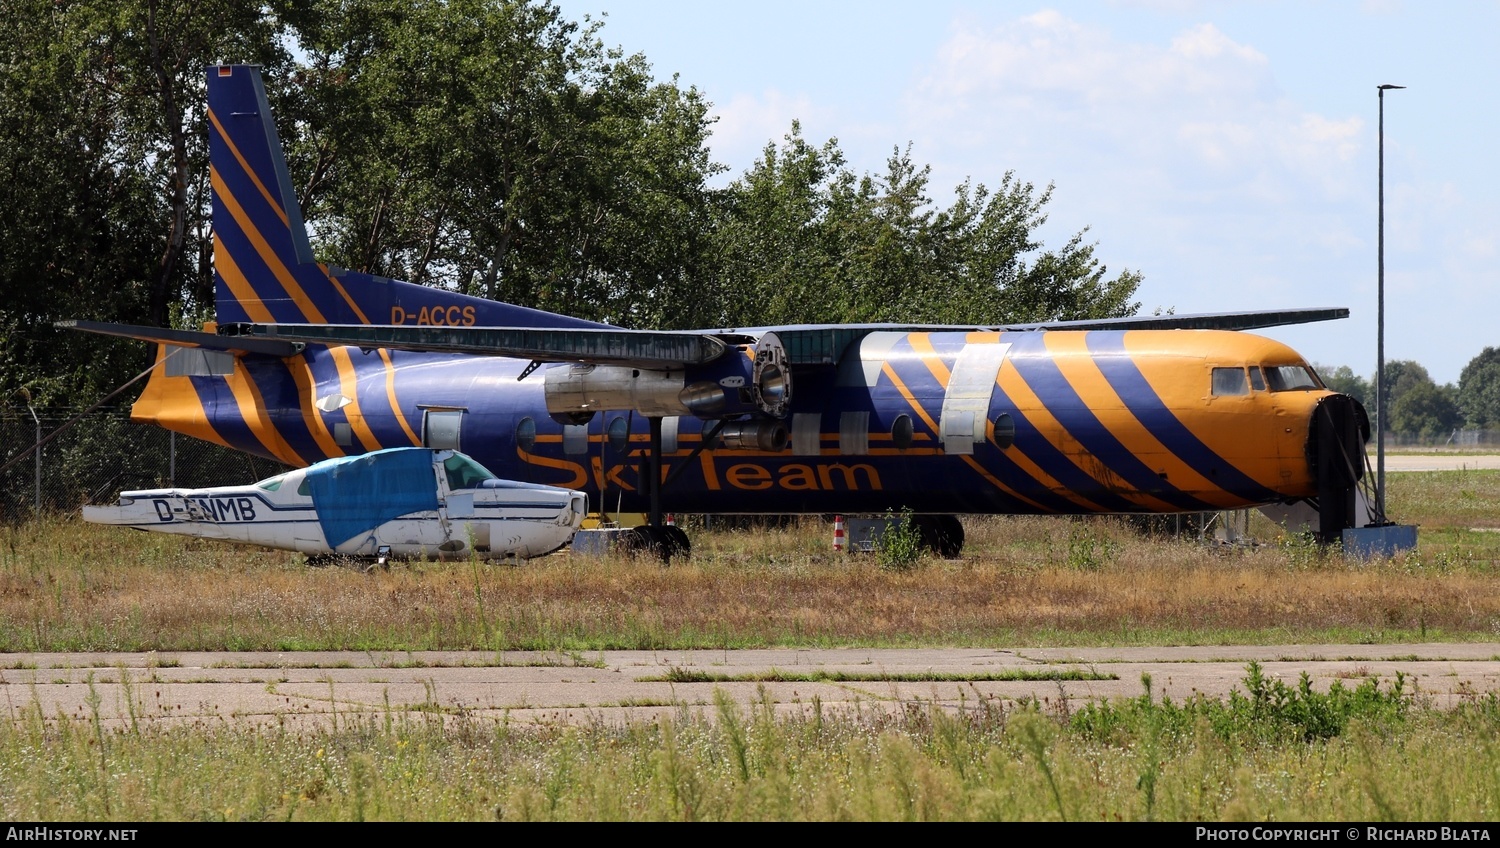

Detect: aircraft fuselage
130,325,1348,519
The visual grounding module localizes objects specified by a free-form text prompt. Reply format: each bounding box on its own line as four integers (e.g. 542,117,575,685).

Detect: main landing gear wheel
912,515,965,559
621,525,691,563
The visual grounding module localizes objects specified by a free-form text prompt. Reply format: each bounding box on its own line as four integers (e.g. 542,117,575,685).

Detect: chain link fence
1,407,292,523
1389,429,1500,448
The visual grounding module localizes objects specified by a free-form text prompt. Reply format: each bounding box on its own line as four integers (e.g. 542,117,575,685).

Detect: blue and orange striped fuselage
130,324,1346,517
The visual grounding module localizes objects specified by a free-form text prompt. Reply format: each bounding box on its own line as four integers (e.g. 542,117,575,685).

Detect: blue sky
553,0,1499,386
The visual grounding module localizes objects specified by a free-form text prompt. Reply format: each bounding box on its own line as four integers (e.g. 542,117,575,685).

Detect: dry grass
3,477,1500,651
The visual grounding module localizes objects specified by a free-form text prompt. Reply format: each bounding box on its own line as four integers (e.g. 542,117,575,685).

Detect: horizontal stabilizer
56,320,305,358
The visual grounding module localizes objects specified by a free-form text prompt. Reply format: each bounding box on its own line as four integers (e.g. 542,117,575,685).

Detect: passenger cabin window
606,416,630,453
1265,365,1321,392
991,412,1016,449
891,414,914,450
256,474,287,492
515,417,537,453
1211,367,1249,397
443,453,496,490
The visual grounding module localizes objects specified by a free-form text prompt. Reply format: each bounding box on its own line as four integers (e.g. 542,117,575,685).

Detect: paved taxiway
4,645,1499,730
1379,453,1500,472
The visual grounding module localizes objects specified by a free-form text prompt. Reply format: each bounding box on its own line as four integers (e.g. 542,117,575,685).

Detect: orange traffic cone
832,514,846,552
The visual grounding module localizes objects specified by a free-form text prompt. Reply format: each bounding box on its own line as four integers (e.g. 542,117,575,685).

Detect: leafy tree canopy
1313,364,1369,406
707,125,1141,328
0,0,285,406
1369,360,1435,433
1389,381,1461,443
1458,347,1500,430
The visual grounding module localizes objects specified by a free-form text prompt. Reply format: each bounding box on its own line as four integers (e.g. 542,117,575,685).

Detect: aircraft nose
1312,392,1369,481
567,492,588,526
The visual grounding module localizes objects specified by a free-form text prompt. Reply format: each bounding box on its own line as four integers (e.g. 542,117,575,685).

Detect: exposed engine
718,419,790,452
541,333,792,450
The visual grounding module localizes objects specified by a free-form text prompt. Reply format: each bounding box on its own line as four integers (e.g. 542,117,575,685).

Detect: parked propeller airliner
62,64,1375,558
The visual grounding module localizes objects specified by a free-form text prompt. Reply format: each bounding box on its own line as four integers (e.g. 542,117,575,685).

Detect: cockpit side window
1212,367,1250,396
1265,365,1321,392
1248,366,1266,392
443,453,497,490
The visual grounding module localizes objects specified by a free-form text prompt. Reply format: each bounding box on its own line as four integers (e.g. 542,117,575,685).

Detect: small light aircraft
82,447,587,563
62,65,1376,558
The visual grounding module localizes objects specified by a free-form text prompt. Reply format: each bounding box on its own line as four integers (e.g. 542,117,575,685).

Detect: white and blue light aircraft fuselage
83,447,587,562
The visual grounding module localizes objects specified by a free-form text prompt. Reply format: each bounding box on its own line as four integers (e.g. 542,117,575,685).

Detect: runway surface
1380,453,1500,472
4,645,1499,730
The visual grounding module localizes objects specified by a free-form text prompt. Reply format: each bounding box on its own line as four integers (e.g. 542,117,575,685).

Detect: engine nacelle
542,335,793,422
543,363,688,422
751,332,791,418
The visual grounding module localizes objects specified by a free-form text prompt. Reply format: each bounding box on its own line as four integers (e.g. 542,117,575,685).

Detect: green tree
0,0,287,405
285,0,722,327
1389,380,1461,443
706,125,846,326
1313,364,1369,405
1371,360,1432,434
708,125,1141,328
1458,347,1500,430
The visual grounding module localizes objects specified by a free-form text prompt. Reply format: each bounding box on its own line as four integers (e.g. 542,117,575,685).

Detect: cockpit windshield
1211,363,1324,396
255,473,289,492
443,452,497,490
1264,365,1322,392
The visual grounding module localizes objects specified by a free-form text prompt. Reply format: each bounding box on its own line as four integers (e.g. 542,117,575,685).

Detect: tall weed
1065,520,1117,571
876,509,923,572
1070,661,1411,747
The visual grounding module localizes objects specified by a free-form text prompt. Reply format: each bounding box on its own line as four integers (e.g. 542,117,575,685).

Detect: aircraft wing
995,307,1350,332
219,307,1348,368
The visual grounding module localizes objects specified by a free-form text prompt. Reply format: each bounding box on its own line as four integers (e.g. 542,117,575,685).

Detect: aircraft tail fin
207,64,604,330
